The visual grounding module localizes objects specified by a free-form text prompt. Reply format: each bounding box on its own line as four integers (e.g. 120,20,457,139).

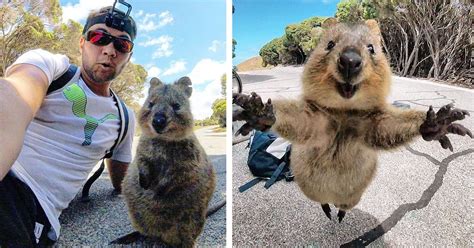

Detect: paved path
233,66,473,247
56,126,226,246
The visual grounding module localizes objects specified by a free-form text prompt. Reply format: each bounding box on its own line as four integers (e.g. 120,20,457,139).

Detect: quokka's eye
367,44,375,54
326,40,335,50
148,101,154,109
171,103,181,111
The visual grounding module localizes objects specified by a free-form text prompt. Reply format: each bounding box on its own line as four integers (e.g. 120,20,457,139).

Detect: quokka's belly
291,144,377,208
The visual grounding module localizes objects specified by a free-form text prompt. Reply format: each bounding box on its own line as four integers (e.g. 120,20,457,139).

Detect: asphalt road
56,126,226,247
232,66,474,247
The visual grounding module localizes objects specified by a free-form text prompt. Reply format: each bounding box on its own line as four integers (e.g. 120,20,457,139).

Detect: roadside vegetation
255,0,472,88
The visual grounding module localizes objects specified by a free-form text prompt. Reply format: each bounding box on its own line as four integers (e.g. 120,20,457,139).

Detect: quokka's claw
321,204,332,220
337,210,346,223
439,135,453,152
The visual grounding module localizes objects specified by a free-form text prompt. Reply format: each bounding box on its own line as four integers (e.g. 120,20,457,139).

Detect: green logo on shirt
63,83,118,146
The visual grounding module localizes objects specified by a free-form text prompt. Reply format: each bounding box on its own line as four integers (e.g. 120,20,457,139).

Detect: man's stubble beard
82,61,126,84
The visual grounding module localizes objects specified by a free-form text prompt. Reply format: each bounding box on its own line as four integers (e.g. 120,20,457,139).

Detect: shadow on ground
239,74,275,84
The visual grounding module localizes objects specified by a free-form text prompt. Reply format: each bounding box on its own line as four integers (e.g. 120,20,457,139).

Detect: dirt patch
236,56,273,72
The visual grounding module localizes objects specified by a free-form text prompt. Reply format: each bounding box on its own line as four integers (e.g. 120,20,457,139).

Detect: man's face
80,23,133,84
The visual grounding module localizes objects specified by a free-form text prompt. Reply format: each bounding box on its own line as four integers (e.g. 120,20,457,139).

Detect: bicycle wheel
232,69,243,94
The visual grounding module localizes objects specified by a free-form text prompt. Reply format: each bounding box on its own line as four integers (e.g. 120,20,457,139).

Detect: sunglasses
85,30,134,53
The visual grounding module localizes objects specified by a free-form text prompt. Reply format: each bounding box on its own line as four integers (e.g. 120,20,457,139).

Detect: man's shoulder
22,49,67,60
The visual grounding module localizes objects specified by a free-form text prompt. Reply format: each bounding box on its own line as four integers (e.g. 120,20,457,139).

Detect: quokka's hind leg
109,231,146,244
337,210,346,223
335,203,350,223
321,203,332,220
110,231,171,247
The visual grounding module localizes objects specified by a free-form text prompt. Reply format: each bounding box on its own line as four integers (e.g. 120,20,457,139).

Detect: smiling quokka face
139,77,194,140
302,18,391,111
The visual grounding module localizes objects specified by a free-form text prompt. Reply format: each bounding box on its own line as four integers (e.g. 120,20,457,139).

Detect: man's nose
102,42,116,57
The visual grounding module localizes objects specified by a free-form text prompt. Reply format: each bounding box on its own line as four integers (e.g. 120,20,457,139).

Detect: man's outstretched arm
0,64,48,180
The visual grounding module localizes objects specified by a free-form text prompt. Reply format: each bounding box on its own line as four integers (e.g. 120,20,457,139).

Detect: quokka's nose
152,113,167,132
338,48,362,80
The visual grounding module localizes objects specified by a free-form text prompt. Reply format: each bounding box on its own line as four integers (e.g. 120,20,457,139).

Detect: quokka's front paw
419,104,472,151
232,92,275,136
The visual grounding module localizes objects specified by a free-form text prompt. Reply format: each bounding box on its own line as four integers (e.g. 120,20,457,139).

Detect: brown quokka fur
234,18,471,222
117,77,216,247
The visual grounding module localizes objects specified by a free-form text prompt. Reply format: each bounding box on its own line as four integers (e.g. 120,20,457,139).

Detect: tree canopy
259,0,472,86
259,16,326,67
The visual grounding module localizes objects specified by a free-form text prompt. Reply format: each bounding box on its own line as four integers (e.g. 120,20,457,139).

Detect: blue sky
233,0,338,65
60,0,226,119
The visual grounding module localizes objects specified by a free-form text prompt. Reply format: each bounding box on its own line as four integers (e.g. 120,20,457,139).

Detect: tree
259,17,327,67
0,2,57,76
211,98,226,127
111,62,147,107
336,0,378,22
232,39,237,58
51,20,83,65
260,37,283,67
220,73,226,97
374,0,472,82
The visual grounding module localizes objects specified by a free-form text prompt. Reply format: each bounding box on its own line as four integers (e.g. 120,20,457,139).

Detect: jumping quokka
112,77,225,247
234,18,472,222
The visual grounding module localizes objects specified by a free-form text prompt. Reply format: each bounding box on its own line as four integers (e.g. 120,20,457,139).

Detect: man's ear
79,36,85,54
126,52,133,63
175,76,192,98
149,77,163,95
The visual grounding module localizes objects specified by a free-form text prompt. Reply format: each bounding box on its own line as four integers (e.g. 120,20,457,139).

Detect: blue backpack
239,131,293,192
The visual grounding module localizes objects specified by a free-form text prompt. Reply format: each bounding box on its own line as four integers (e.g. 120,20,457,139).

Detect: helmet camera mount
105,0,132,32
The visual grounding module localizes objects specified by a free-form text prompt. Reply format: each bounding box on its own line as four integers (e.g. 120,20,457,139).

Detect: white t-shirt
6,49,135,239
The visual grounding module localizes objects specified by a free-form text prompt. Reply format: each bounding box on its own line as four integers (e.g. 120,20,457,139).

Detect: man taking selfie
0,3,137,246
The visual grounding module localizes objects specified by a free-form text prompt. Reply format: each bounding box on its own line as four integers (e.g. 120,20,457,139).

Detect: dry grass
236,56,273,72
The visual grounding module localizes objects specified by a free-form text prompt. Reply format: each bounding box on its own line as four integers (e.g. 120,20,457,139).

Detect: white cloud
208,40,223,52
163,60,187,76
61,0,115,23
138,35,173,47
148,66,162,78
138,35,173,59
190,79,222,120
187,59,226,119
188,59,226,85
158,11,174,28
138,13,158,32
136,10,173,32
152,37,173,59
135,10,144,17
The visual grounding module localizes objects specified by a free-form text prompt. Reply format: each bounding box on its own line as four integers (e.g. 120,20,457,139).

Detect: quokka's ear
149,77,164,95
322,17,338,29
175,76,192,98
365,19,382,41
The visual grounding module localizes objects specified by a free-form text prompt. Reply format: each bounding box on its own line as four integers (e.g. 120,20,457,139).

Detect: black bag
239,131,293,192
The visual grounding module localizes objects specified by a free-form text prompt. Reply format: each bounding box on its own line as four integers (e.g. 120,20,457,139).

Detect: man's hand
106,159,129,193
233,92,275,136
419,104,472,151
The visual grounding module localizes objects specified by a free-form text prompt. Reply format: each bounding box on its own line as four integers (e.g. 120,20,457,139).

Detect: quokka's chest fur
290,112,378,204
